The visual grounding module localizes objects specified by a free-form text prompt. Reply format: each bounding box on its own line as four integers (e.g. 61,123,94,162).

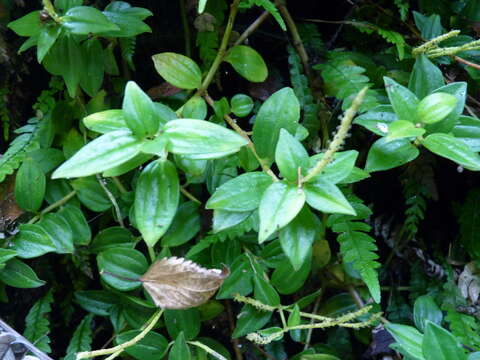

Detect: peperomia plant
3,0,480,359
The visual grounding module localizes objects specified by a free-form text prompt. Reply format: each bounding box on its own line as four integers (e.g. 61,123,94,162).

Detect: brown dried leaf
458,262,480,304
140,257,229,309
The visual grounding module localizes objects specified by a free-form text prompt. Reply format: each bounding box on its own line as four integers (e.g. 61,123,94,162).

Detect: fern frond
328,198,381,303
120,37,136,71
287,45,319,137
445,310,480,350
297,23,325,55
64,314,94,360
457,188,480,259
197,31,219,69
394,0,410,21
0,120,41,183
314,54,379,112
354,23,406,60
24,290,54,353
240,0,286,30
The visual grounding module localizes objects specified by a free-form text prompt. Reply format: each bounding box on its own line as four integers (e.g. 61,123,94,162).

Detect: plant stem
234,11,270,46
76,309,164,359
42,0,61,23
180,186,202,204
454,56,480,71
112,176,128,194
301,87,367,184
276,0,311,78
197,0,241,94
226,300,243,360
188,341,227,360
27,190,77,224
147,246,156,262
203,93,278,181
97,175,124,228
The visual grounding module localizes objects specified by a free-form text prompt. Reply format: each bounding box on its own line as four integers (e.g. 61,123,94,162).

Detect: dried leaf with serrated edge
140,257,229,309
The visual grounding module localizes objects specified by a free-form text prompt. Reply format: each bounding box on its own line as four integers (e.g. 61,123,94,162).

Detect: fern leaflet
197,31,219,69
297,23,325,55
328,197,381,303
120,37,136,71
287,45,319,138
240,0,286,30
64,314,94,360
314,53,379,112
445,310,480,350
354,22,406,60
24,290,53,353
394,0,410,21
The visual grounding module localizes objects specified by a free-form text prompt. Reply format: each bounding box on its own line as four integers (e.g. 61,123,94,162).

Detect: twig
454,56,480,71
276,0,311,78
203,93,278,181
76,309,164,359
304,292,322,351
197,0,241,94
27,190,77,224
226,300,243,360
302,87,367,183
96,175,124,228
234,11,270,46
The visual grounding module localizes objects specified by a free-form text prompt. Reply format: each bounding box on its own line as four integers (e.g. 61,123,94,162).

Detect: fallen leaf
141,257,229,309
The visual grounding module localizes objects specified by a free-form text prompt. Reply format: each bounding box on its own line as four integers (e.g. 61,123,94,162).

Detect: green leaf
232,304,272,338
427,82,467,134
169,332,191,360
38,213,74,254
27,148,65,174
423,322,467,360
37,25,61,63
279,206,319,270
90,226,134,254
15,158,45,212
416,93,457,125
0,258,45,288
102,6,152,37
164,119,247,159
422,133,480,171
453,115,480,152
231,94,254,117
254,273,281,306
216,255,254,299
24,290,53,353
71,177,112,212
304,180,355,215
52,129,144,178
164,309,201,340
308,151,359,184
252,87,300,164
353,105,398,136
75,290,119,316
62,6,119,35
12,224,56,258
116,331,168,360
384,76,419,121
365,137,419,172
224,45,268,82
152,52,202,90
64,314,94,360
183,95,207,120
0,249,17,266
103,153,152,177
212,209,251,233
413,12,443,40
386,323,425,360
385,120,425,141
55,0,83,12
135,160,179,247
79,38,105,97
122,81,159,137
408,54,445,99
83,110,127,134
57,204,91,246
258,181,305,243
275,129,309,181
97,248,148,291
161,201,201,247
414,295,443,333
207,172,273,212
7,11,41,37
271,251,312,294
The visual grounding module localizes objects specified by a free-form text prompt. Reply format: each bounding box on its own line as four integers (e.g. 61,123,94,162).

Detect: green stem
301,87,368,184
76,309,164,359
197,0,241,94
27,190,76,224
112,177,128,194
147,246,156,262
42,0,62,23
179,0,192,58
97,175,124,228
